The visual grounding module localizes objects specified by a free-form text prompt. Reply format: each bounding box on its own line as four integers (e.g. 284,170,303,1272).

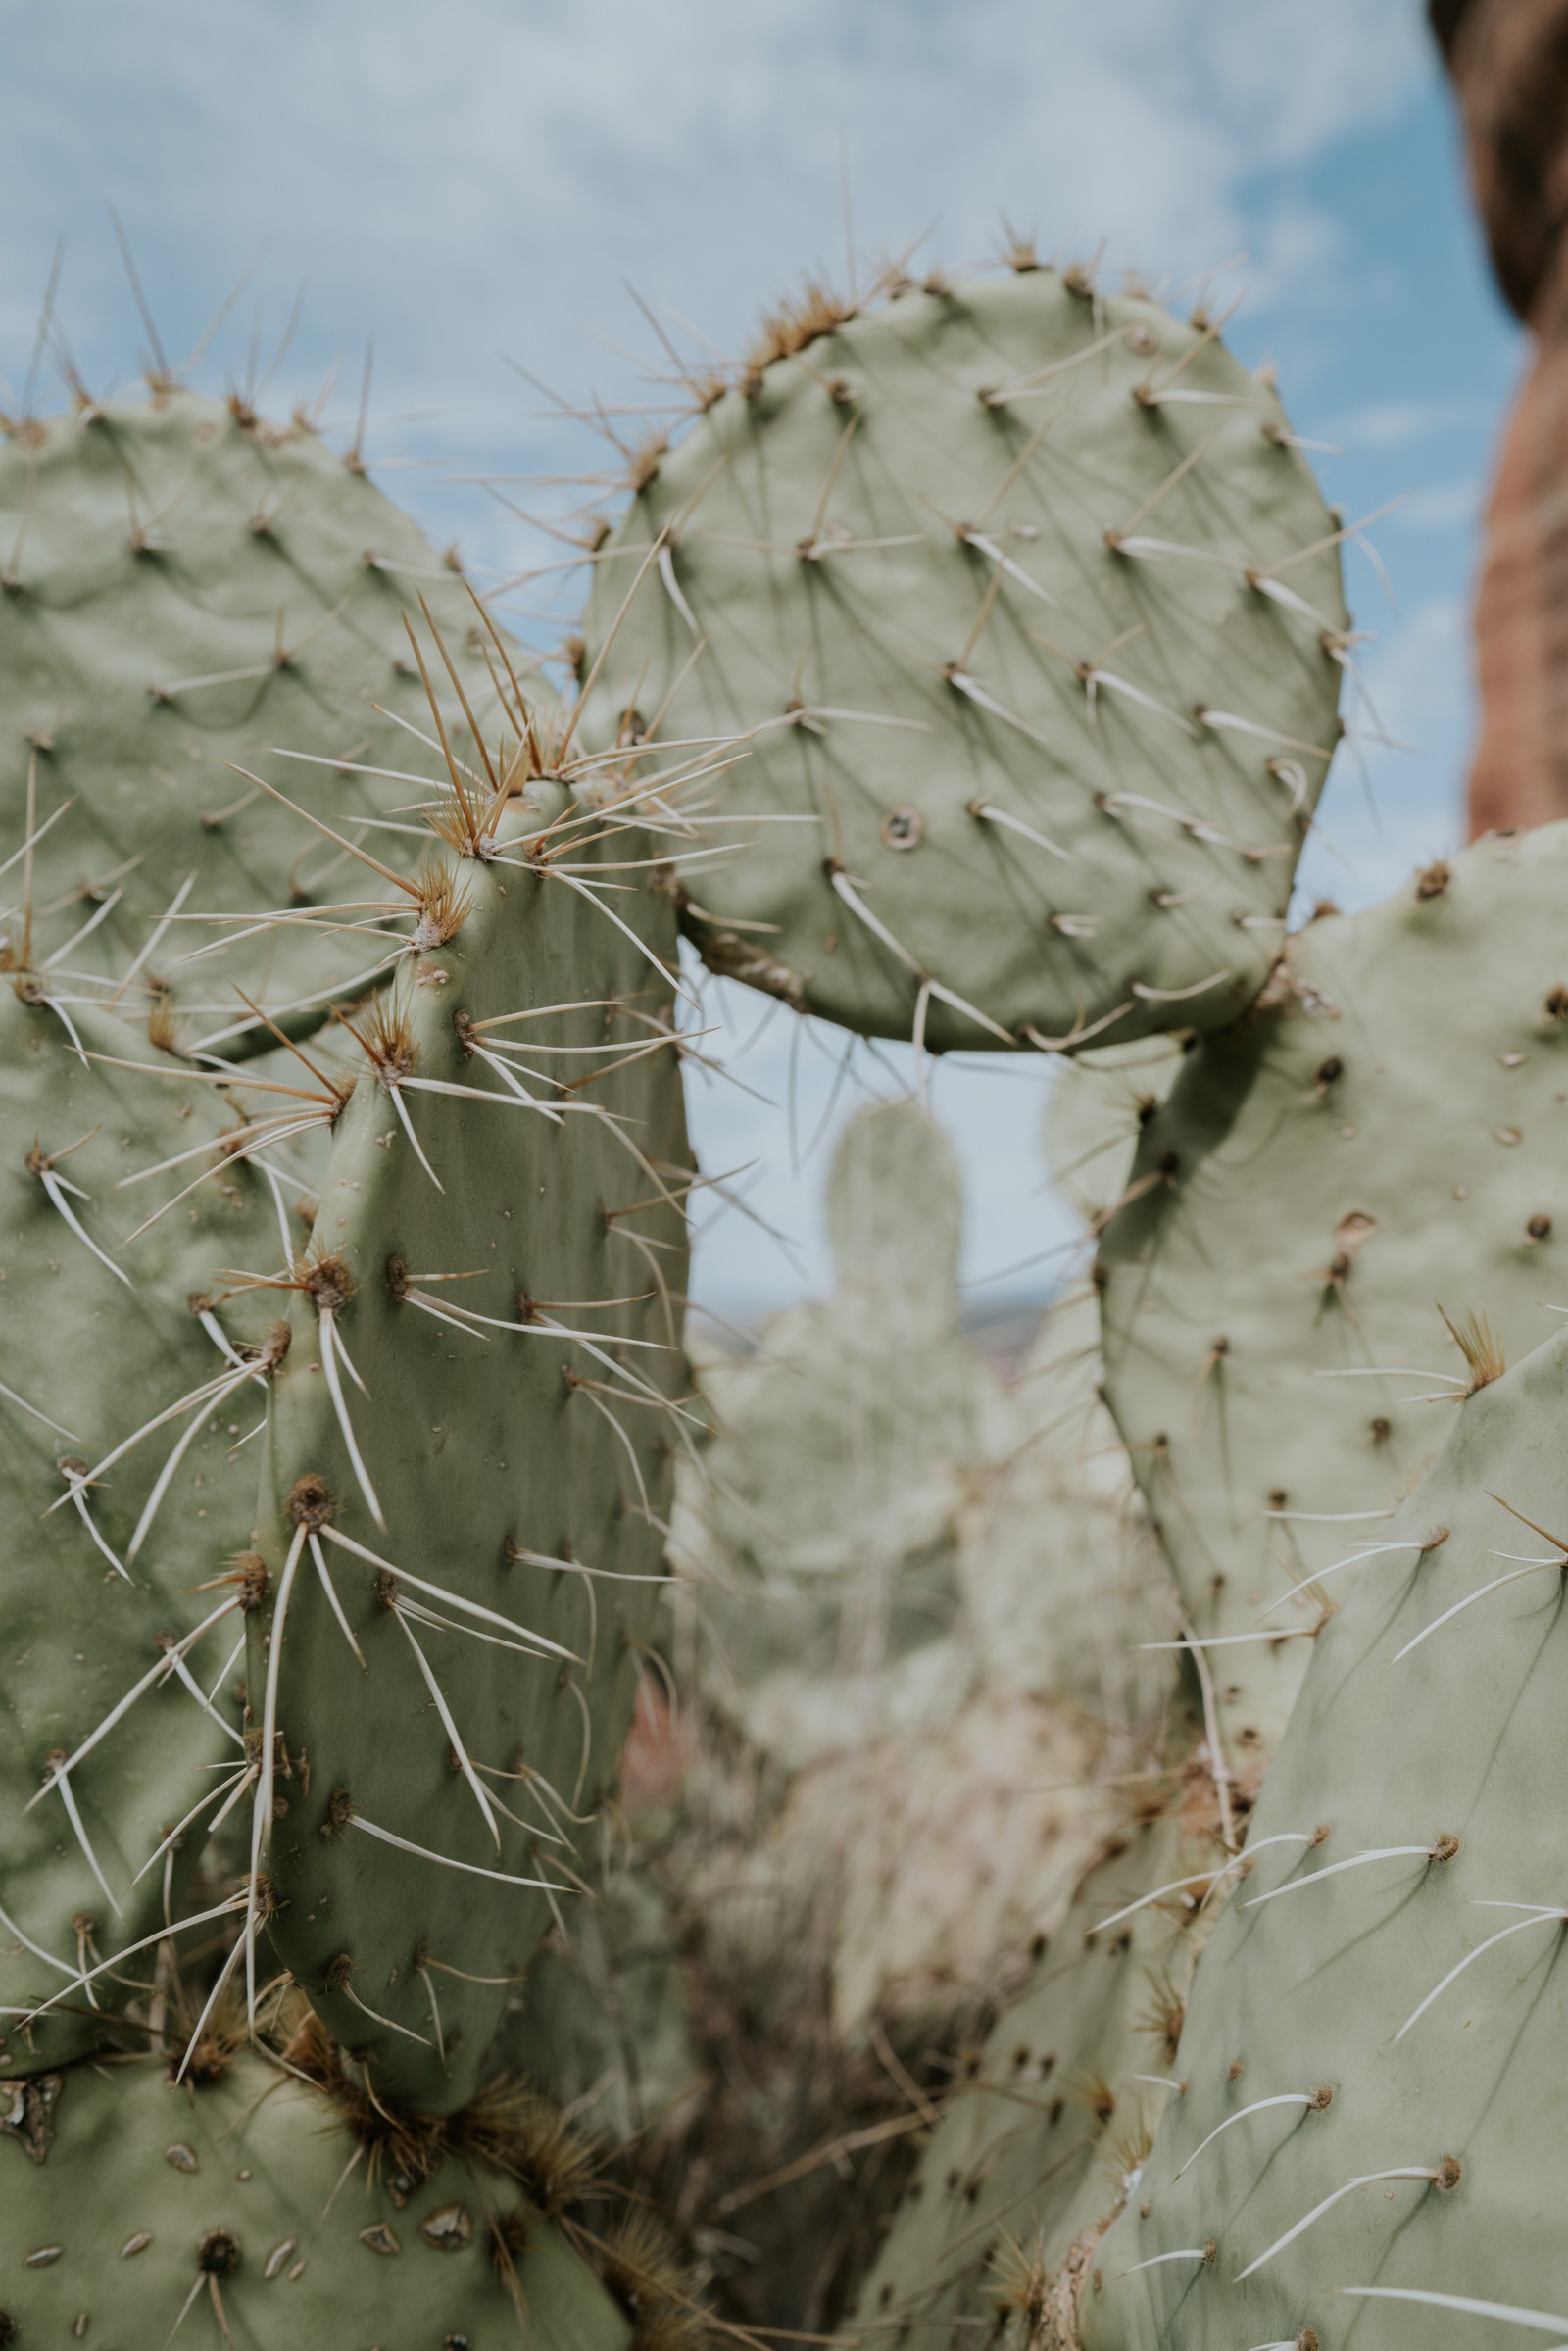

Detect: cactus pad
0,390,521,1028
1081,1324,1568,2351
245,815,692,2113
0,2046,633,2347
1099,825,1568,1777
580,268,1347,1052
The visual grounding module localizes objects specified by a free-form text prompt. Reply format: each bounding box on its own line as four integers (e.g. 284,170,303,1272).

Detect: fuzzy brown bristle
744,280,858,386
411,857,472,951
593,2210,704,2349
987,2229,1050,2327
146,992,181,1053
456,2079,601,2216
625,433,668,495
1439,1303,1505,1396
279,2009,450,2191
338,991,416,1087
1135,1965,1186,2065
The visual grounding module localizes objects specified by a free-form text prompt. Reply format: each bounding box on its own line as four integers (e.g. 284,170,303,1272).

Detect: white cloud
1323,395,1500,451
4,0,1433,422
1396,477,1485,533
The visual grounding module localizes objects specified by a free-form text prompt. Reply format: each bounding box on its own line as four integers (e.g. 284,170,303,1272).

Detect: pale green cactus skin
246,826,692,2114
0,2049,632,2348
687,1100,1005,1767
579,268,1346,1053
1099,825,1568,1780
0,390,522,1027
0,984,281,2080
1043,1038,1183,1228
1081,1323,1568,2351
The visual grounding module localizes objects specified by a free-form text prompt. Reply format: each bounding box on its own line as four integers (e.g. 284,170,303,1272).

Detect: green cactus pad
245,820,692,2114
845,1803,1212,2344
0,982,286,2078
579,268,1347,1053
0,2048,632,2348
1081,1325,1568,2351
1099,825,1568,1778
0,389,524,1035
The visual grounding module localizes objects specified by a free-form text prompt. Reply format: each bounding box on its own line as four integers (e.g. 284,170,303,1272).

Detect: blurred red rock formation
1433,0,1568,832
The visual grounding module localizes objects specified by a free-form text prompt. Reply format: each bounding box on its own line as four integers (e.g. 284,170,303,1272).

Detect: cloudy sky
4,0,1522,1316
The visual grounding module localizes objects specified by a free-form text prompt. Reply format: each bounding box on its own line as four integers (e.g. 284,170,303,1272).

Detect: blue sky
3,0,1523,1317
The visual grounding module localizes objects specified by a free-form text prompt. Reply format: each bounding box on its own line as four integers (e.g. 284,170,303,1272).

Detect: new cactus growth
1079,1321,1568,2351
578,267,1347,1053
1098,825,1568,1778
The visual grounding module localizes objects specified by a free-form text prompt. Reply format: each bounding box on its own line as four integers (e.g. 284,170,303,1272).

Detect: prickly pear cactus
1080,1321,1568,2351
245,813,692,2113
1099,824,1568,1780
0,972,285,2081
687,1098,1004,1765
579,266,1347,1053
0,2044,634,2348
0,389,520,1026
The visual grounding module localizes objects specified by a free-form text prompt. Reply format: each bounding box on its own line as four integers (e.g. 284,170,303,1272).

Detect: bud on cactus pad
0,389,525,1021
244,812,692,2115
1098,822,1568,1779
1080,1321,1568,2351
0,2045,636,2347
0,977,286,2080
578,267,1347,1053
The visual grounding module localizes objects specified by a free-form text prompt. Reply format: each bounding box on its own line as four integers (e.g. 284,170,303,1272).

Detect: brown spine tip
230,1554,269,1613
